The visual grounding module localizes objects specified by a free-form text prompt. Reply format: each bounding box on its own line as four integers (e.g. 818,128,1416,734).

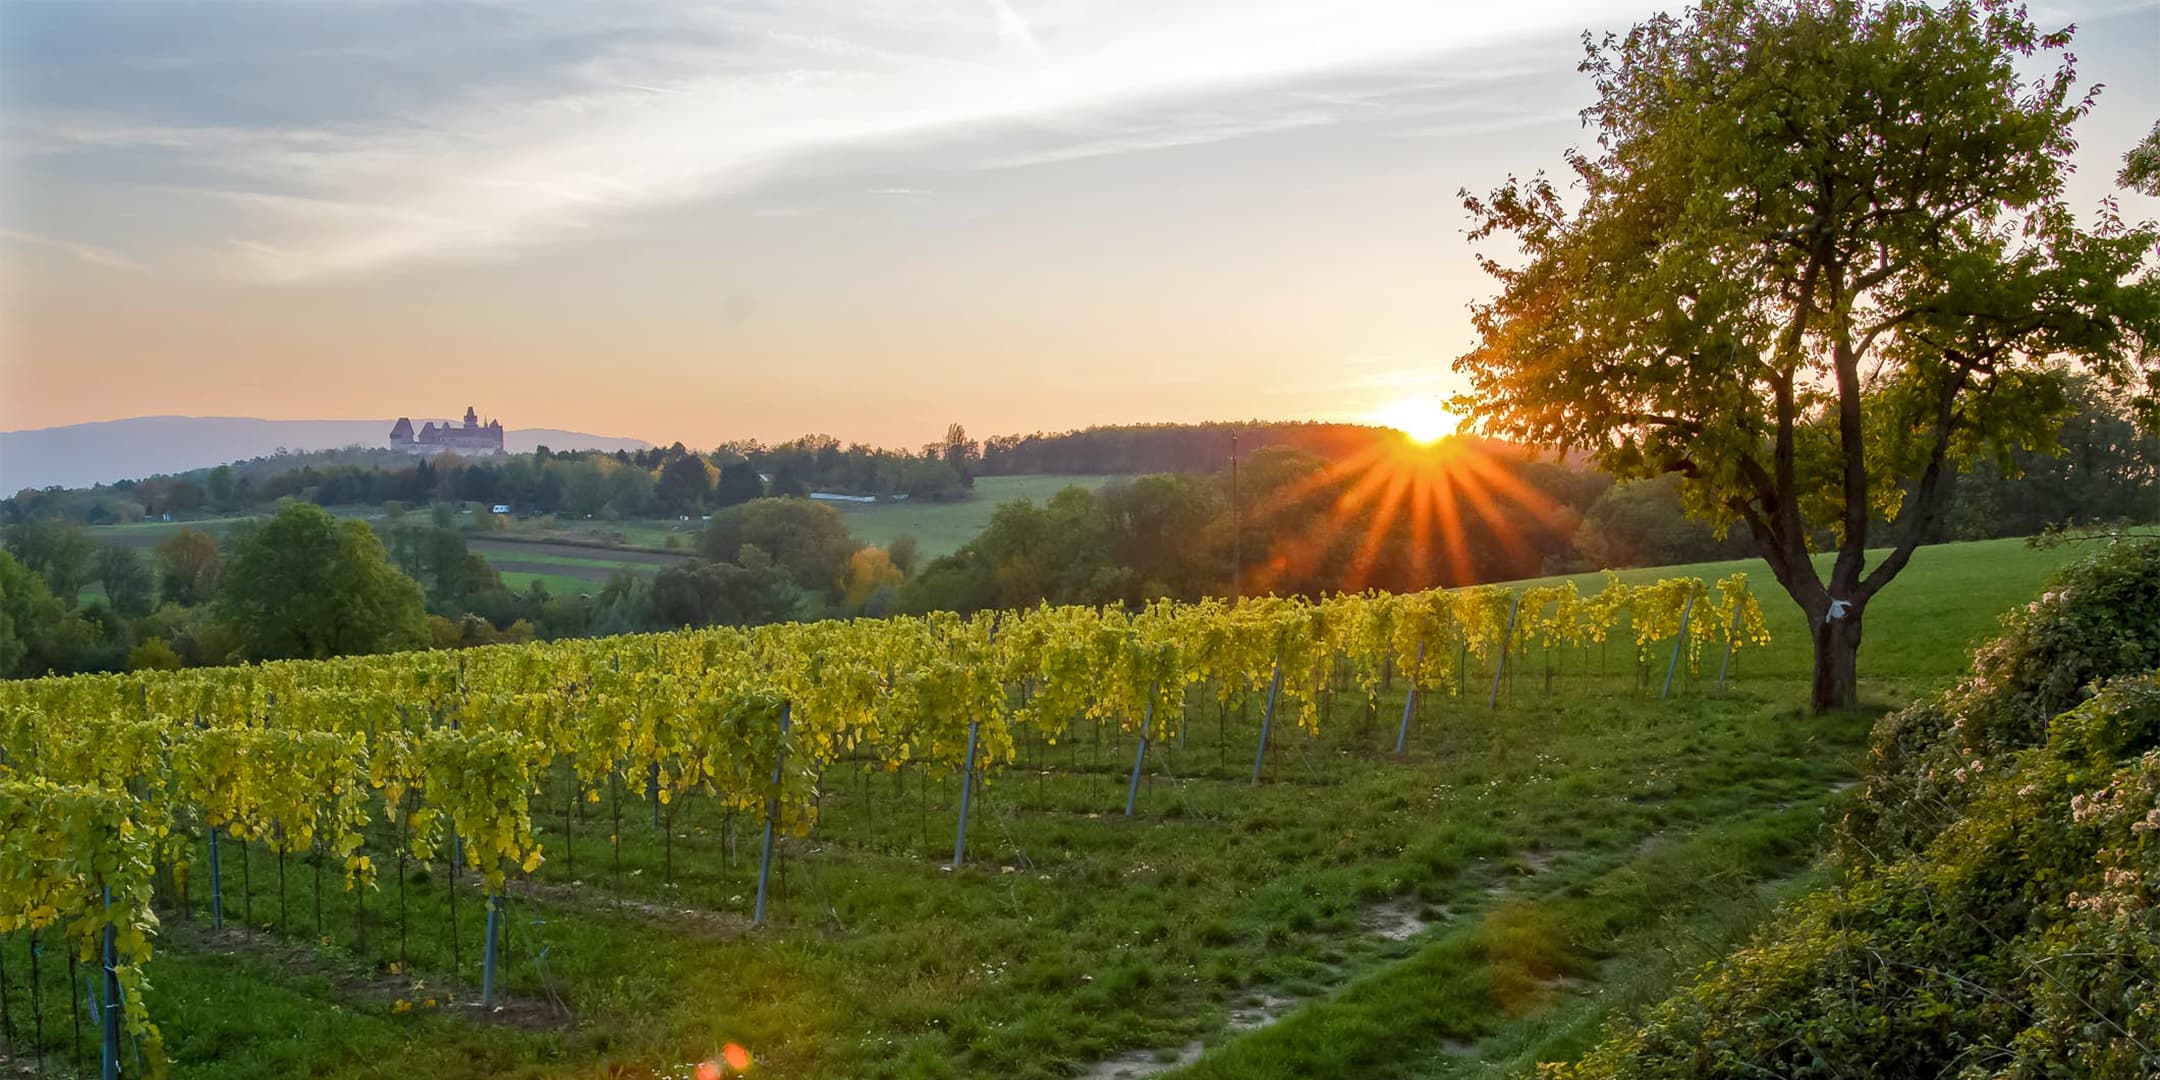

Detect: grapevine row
0,573,1770,1064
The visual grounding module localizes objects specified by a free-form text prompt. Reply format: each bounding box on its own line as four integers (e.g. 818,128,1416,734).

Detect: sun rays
1242,432,1573,595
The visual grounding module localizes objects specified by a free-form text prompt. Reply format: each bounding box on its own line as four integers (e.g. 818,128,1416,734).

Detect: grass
474,552,668,571
0,536,2071,1080
496,570,604,597
490,518,703,550
832,475,1117,558
1522,536,2086,685
466,539,687,590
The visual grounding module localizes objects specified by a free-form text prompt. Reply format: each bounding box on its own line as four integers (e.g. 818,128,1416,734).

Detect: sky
3,0,2156,450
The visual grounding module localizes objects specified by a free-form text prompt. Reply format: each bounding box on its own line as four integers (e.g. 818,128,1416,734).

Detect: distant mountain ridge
0,416,652,492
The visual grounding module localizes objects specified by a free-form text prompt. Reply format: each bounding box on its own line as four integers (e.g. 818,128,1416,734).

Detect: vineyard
0,573,1778,1077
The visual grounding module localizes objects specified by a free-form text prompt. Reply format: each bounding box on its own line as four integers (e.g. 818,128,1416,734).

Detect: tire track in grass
1151,793,1841,1080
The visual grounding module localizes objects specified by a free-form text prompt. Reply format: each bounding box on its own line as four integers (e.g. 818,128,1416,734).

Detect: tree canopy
215,502,427,660
1456,0,2160,710
700,498,861,597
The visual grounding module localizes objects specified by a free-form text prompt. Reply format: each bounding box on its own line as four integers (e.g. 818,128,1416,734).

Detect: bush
1551,539,2160,1079
126,635,182,671
1842,537,2160,862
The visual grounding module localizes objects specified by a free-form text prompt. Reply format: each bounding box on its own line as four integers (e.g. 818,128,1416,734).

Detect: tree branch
1861,358,1972,598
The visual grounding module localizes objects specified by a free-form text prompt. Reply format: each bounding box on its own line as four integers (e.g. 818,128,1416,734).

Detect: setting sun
1368,396,1459,444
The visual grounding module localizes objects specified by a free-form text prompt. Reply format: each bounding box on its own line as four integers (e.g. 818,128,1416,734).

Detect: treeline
0,501,801,678
0,505,526,676
5,386,2154,678
975,420,1383,477
905,442,1595,613
11,392,2154,548
3,437,975,525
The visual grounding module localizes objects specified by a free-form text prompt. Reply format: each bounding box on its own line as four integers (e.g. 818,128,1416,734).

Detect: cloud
986,106,1342,168
6,0,1645,280
0,227,146,272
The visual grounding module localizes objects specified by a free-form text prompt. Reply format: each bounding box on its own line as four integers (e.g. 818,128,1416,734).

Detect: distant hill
0,416,651,492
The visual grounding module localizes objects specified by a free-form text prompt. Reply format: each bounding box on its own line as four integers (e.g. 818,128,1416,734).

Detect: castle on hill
389,406,504,455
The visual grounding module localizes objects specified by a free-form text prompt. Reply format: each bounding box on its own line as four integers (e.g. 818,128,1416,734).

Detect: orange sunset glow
1242,430,1573,596
1367,396,1461,444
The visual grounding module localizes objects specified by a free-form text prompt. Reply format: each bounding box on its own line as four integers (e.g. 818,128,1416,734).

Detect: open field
0,537,2078,1080
486,516,704,550
468,538,690,584
85,518,255,543
495,570,609,597
830,475,1118,557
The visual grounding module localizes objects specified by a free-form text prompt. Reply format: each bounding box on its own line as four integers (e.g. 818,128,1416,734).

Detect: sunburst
1367,395,1459,444
1242,430,1572,595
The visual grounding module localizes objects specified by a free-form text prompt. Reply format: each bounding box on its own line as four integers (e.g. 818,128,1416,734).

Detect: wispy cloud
0,227,147,272
5,0,1641,280
986,106,1342,168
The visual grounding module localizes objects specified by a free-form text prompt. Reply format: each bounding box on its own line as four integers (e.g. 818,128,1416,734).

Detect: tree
4,519,96,606
215,502,427,660
841,546,905,612
700,498,860,596
94,545,157,617
2122,119,2160,198
656,454,714,514
768,460,810,498
1456,0,2160,710
1098,474,1226,602
900,487,1118,614
591,571,653,636
126,636,182,671
941,422,980,487
0,550,98,676
1947,377,2160,538
0,552,37,674
886,534,921,577
154,527,222,605
896,458,966,500
426,519,470,599
1568,475,1754,571
649,561,800,628
206,464,236,509
713,461,765,508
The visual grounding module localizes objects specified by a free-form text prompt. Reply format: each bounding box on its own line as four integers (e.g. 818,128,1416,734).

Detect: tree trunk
1809,606,1863,712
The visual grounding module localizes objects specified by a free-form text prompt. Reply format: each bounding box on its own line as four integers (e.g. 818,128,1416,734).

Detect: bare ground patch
1077,1040,1205,1080
506,877,757,939
1362,897,1450,942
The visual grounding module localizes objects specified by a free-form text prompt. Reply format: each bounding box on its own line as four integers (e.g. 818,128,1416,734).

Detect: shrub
1551,539,2160,1079
1842,538,2160,863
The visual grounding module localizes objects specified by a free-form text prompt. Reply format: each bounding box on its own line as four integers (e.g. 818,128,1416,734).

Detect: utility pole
1230,428,1241,604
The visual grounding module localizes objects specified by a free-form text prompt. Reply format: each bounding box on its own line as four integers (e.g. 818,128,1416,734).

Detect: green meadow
828,475,1118,559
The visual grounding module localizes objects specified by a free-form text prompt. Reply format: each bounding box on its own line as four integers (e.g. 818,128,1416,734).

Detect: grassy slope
494,570,605,597
0,538,2072,1080
830,475,1118,558
1527,537,2086,685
